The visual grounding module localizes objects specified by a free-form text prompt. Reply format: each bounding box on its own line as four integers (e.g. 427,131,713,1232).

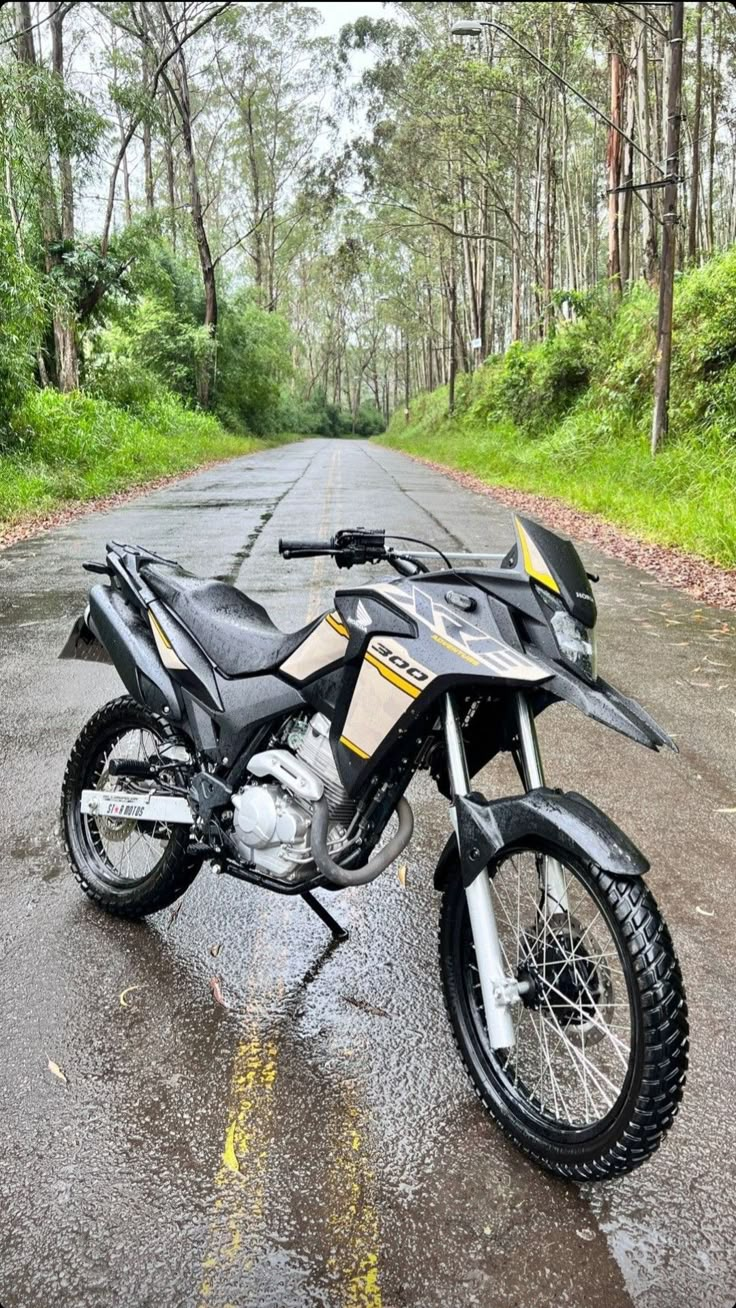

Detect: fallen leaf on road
210,942,222,958
47,1058,67,1085
168,900,184,928
397,863,407,888
209,975,226,1007
119,984,143,1008
342,994,389,1019
696,906,715,917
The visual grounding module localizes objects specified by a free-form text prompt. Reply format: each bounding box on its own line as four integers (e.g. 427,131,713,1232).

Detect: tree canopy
0,2,733,442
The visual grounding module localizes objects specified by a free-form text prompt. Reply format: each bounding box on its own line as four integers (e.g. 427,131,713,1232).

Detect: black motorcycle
60,518,687,1181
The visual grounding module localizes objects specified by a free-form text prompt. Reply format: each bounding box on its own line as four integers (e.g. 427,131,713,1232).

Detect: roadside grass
380,253,736,569
381,397,736,566
0,389,297,528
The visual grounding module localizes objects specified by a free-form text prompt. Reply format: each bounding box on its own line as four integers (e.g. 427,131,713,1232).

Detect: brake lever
388,551,429,577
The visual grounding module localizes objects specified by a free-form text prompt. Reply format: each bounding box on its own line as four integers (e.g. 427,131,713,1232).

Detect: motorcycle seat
141,562,319,677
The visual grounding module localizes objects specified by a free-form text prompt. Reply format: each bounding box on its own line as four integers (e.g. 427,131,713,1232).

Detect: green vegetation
381,252,736,568
0,389,294,529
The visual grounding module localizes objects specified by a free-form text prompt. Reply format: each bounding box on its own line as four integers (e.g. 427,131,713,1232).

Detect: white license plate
80,789,193,824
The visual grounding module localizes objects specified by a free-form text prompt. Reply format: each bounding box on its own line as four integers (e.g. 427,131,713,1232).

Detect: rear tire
439,846,688,1181
61,696,202,918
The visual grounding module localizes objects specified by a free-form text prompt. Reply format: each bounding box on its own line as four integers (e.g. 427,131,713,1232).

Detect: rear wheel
439,845,688,1181
61,696,202,918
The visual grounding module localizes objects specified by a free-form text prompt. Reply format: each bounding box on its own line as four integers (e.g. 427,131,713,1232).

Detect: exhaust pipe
310,795,414,888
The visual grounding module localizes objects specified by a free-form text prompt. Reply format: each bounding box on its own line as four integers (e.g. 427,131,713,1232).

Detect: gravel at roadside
407,454,736,611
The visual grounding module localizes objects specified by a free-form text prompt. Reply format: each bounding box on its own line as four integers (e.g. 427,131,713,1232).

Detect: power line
453,17,666,177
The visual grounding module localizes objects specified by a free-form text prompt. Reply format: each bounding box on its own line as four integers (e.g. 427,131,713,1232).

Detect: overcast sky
315,2,387,36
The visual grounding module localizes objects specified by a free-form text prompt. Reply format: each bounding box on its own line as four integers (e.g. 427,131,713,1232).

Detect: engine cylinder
296,713,355,822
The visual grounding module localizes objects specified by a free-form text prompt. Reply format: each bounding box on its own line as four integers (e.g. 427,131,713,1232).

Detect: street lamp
450,20,483,37
451,16,663,177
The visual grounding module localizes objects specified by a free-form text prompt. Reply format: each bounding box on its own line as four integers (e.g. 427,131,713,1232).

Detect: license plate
80,789,193,824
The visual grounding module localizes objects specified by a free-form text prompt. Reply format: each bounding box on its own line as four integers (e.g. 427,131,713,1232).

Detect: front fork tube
442,695,516,1050
514,692,569,917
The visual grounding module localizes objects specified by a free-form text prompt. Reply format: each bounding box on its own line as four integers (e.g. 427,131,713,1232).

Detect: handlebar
279,528,387,568
278,540,337,559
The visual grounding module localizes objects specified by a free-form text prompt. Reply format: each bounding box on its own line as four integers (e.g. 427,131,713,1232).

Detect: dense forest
1,2,735,557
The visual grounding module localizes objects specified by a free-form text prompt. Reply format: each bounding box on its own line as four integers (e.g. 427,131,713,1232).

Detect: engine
230,713,356,883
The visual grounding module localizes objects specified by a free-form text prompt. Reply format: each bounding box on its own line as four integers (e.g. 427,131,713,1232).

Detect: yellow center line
199,444,383,1306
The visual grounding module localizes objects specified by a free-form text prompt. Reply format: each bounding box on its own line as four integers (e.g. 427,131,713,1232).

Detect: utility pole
651,1,684,455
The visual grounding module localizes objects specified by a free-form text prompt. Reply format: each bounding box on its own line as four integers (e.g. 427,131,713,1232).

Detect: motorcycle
59,517,688,1181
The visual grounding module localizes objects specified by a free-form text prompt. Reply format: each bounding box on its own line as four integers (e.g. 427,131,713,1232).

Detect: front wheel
439,845,688,1181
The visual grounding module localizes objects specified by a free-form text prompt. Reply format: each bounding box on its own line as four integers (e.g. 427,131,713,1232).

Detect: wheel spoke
465,847,633,1130
85,724,176,887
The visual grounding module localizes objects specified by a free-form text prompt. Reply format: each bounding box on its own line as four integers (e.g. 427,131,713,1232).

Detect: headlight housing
550,607,597,681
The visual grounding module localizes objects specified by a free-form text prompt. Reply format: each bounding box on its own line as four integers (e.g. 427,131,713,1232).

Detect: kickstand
301,890,349,942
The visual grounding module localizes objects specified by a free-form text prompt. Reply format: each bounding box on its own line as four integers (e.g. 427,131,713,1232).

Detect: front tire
439,845,688,1181
61,696,202,918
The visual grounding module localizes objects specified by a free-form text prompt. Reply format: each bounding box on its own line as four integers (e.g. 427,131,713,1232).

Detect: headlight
550,608,597,680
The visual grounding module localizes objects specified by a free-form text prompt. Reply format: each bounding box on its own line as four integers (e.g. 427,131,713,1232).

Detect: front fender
434,786,649,889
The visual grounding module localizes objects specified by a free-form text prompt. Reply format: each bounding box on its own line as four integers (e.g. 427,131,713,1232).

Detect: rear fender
59,614,113,665
434,786,649,889
86,584,182,721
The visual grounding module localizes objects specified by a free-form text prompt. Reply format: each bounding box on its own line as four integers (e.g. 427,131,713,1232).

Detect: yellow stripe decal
340,733,370,759
431,632,480,667
516,517,560,594
364,652,421,698
326,613,349,637
149,611,172,649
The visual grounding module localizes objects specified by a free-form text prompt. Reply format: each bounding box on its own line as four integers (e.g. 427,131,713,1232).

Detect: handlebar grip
278,538,334,559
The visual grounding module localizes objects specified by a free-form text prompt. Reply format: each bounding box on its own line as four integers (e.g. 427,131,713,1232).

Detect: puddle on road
10,832,66,883
0,586,87,630
153,500,257,512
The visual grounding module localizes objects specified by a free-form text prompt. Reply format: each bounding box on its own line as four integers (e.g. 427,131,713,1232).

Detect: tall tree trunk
543,89,556,337
636,12,658,282
707,4,721,252
687,1,703,262
244,95,265,303
21,2,79,391
651,1,684,455
164,51,217,406
510,93,523,341
607,47,623,294
143,51,155,212
448,262,457,415
619,44,636,288
51,3,74,242
163,97,177,250
532,72,545,336
115,103,133,225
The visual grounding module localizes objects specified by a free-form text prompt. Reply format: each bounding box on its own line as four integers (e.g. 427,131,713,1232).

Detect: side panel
280,612,348,681
330,578,550,793
339,637,437,759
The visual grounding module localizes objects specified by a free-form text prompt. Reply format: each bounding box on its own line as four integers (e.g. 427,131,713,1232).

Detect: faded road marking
199,444,383,1304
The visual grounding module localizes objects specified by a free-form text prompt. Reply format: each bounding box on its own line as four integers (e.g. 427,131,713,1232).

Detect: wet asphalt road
1,437,735,1308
